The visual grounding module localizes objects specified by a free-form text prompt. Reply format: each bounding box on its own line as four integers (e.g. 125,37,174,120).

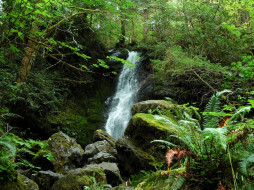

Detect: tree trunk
119,14,126,46
143,8,149,42
17,27,38,85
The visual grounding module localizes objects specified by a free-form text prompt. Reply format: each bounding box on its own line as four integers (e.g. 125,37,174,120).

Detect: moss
132,113,177,134
0,174,39,190
51,168,106,190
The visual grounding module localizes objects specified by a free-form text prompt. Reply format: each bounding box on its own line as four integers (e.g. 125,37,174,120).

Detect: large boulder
131,100,181,115
31,170,63,190
0,174,39,190
85,162,123,186
87,151,117,164
93,129,116,148
116,137,155,177
47,132,85,174
124,113,178,161
51,166,106,190
84,140,117,159
125,113,176,149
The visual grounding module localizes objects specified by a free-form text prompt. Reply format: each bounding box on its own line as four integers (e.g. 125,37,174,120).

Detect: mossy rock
131,100,183,116
116,137,155,177
125,113,178,161
47,132,85,174
93,129,116,148
51,167,106,190
0,174,39,190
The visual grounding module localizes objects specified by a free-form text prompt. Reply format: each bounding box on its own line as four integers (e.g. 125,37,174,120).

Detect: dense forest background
0,0,254,189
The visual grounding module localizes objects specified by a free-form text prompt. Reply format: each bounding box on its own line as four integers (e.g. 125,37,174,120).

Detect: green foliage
151,90,254,187
223,56,254,88
130,169,185,190
203,89,232,129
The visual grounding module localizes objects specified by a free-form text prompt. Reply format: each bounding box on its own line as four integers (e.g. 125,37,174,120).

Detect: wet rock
84,140,117,159
47,132,85,174
93,129,116,148
31,170,63,190
0,174,39,190
85,162,123,186
124,113,177,161
87,151,117,164
51,167,106,190
131,100,182,115
116,137,155,177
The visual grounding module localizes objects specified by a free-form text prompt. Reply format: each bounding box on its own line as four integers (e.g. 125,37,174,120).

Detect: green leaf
10,44,20,53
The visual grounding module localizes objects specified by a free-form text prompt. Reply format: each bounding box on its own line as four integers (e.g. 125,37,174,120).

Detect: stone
47,132,85,174
131,100,182,115
87,151,117,164
51,167,106,190
93,129,116,148
116,137,155,177
124,113,177,161
84,140,117,159
31,170,63,190
85,162,123,186
0,174,39,190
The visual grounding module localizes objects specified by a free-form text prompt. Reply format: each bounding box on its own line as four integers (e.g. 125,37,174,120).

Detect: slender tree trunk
119,14,126,46
17,27,38,85
143,8,149,42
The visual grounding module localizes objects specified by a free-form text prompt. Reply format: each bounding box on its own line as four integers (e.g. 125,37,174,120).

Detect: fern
203,128,227,150
0,138,16,157
203,89,232,129
239,153,254,177
228,106,251,124
165,171,185,190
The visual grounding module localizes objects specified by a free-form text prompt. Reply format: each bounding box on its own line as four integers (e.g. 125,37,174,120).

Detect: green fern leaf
203,128,227,150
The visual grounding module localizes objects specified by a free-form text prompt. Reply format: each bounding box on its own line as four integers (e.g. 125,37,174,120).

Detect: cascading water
105,51,140,139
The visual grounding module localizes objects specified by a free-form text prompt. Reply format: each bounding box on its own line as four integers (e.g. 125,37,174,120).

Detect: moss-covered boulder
116,137,155,177
131,100,181,115
0,174,39,190
85,162,123,186
93,129,116,148
51,167,106,190
124,113,178,161
31,170,63,190
47,132,85,174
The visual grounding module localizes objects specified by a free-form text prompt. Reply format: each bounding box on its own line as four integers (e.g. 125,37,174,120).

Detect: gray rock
85,162,123,186
31,170,63,190
116,137,155,177
51,167,106,190
47,132,85,174
0,174,39,190
87,151,117,164
84,140,117,159
93,129,116,148
131,100,181,115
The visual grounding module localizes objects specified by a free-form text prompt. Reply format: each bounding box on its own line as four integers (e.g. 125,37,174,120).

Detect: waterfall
105,51,140,139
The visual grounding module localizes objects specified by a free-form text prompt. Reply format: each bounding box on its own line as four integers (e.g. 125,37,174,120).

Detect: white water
105,51,140,139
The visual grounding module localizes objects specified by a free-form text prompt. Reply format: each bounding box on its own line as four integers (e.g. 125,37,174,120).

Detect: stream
105,51,140,139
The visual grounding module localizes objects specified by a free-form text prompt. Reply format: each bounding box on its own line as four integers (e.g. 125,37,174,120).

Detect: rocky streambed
1,99,194,190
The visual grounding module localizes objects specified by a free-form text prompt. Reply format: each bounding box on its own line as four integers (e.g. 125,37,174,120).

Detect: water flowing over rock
105,51,141,139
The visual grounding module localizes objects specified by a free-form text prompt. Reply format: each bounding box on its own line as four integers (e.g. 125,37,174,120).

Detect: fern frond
0,138,16,157
166,171,185,190
151,140,178,148
229,106,251,123
166,149,177,167
203,128,227,150
239,153,254,177
203,90,232,129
